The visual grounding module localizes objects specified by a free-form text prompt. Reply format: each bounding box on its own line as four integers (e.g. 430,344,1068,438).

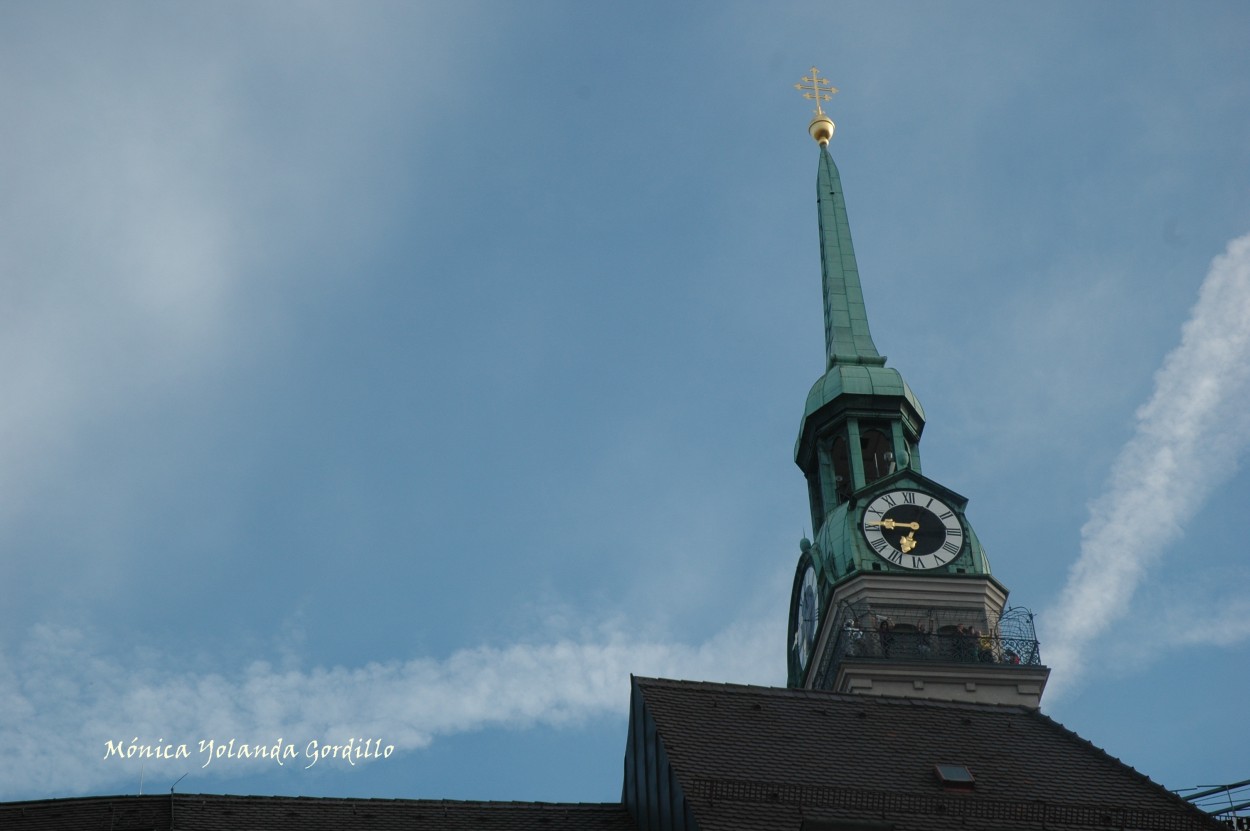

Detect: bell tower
786,69,1049,707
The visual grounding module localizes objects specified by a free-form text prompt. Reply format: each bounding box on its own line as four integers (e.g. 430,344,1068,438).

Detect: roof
797,363,925,431
0,794,637,831
632,676,1221,831
2,680,1223,831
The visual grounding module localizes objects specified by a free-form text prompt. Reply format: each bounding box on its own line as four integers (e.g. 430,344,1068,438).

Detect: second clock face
795,565,819,671
861,489,964,570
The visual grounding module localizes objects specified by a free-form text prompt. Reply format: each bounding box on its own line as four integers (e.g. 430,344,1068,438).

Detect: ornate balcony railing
811,603,1043,689
835,627,1042,666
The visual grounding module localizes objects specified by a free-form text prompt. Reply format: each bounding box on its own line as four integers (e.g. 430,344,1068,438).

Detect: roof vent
934,764,975,789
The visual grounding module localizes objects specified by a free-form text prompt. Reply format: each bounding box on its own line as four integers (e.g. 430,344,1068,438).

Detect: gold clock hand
899,531,917,553
867,519,920,531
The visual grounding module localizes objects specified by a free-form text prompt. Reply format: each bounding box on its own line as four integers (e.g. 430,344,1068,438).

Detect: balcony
812,604,1043,692
835,625,1041,666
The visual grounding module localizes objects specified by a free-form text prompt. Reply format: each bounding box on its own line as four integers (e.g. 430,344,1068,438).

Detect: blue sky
2,1,1249,805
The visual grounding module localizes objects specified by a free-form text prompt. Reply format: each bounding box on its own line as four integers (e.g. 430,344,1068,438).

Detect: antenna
1180,778,1250,819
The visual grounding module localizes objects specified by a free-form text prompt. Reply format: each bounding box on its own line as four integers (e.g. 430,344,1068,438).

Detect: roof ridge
1027,709,1218,821
634,676,1038,712
0,793,626,810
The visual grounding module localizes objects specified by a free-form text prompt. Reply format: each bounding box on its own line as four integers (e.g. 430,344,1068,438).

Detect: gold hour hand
899,531,917,553
867,519,920,531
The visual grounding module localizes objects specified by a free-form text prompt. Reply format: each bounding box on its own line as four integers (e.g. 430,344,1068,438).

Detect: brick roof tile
633,677,1221,831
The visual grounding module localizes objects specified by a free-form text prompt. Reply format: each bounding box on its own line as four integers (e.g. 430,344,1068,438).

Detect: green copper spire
816,147,884,370
793,70,926,529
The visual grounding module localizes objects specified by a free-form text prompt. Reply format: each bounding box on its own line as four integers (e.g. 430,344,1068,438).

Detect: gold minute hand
867,519,920,531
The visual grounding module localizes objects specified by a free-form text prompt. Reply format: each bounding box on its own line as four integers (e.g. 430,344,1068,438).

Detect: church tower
786,69,1050,707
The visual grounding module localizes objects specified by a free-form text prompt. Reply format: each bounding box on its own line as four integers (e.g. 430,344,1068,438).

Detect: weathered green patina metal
795,363,926,461
816,146,884,370
791,139,996,589
792,140,996,590
795,145,927,472
812,470,993,584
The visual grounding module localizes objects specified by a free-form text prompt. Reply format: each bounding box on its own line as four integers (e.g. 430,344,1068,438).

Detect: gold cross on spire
795,67,837,116
795,66,838,146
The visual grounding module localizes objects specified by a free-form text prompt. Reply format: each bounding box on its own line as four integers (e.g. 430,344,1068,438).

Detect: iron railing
834,627,1042,666
811,604,1044,688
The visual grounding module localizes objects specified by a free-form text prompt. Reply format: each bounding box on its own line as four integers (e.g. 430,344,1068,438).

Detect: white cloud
0,617,777,799
1040,232,1250,695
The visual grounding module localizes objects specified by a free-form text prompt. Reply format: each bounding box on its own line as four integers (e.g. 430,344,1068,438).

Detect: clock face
861,489,964,570
795,565,819,671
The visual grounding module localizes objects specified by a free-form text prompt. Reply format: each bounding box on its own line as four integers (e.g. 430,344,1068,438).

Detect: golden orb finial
794,66,838,145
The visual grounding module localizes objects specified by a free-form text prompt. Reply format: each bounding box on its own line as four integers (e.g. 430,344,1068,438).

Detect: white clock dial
861,489,964,571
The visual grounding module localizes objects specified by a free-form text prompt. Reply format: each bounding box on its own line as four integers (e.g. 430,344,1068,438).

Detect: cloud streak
1041,232,1250,694
0,618,778,800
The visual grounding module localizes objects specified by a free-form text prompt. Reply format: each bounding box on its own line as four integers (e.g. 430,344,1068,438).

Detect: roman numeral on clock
862,490,964,571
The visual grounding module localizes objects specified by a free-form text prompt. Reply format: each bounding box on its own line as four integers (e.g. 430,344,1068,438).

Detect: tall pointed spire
816,148,885,369
796,68,885,370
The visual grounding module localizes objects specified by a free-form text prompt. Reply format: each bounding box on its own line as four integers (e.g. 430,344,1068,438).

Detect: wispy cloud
1040,233,1250,695
0,618,777,799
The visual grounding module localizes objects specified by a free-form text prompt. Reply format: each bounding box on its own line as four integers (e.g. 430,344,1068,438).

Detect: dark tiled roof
0,794,637,831
634,676,1222,831
2,679,1223,831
